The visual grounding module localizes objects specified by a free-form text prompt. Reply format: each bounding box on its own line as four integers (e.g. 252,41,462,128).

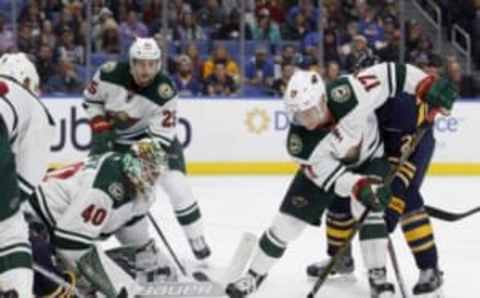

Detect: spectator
214,9,253,40
323,29,340,64
286,0,319,31
92,7,114,51
251,8,282,43
356,3,385,49
377,30,400,63
245,45,275,88
119,11,149,47
17,22,36,55
204,62,237,96
272,63,296,96
274,44,300,78
45,59,83,94
281,12,310,41
58,27,85,65
344,34,373,72
173,11,207,41
197,0,226,28
183,42,205,80
100,18,121,54
203,43,240,80
0,15,15,54
255,0,286,24
168,0,192,28
173,54,203,96
35,44,56,87
143,0,164,33
39,20,57,50
325,61,341,83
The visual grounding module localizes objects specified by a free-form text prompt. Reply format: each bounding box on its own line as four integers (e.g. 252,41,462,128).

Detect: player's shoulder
326,76,359,121
287,123,330,161
91,153,135,208
98,61,130,87
140,72,177,106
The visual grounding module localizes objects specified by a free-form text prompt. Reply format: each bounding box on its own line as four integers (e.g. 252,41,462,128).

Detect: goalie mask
0,52,40,96
284,70,329,130
122,139,167,195
129,37,162,87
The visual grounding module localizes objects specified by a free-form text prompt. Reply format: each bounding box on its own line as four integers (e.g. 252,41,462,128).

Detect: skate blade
414,288,445,298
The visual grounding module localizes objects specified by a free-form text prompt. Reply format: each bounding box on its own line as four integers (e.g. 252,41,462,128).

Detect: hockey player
226,63,456,298
82,37,211,261
306,59,454,297
0,53,55,297
24,138,176,296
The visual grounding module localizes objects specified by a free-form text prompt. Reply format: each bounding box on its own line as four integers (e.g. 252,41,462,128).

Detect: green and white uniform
0,76,55,296
248,62,431,280
83,62,206,257
24,153,152,266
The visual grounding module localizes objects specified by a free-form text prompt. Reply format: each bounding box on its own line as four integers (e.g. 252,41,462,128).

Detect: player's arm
53,188,113,268
0,116,20,218
147,97,178,149
114,215,150,247
83,67,115,155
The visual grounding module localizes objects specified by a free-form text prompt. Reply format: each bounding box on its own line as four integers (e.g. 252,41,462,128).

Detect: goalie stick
307,123,430,298
425,205,480,222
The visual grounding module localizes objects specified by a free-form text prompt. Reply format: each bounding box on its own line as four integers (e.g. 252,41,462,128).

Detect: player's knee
270,213,307,243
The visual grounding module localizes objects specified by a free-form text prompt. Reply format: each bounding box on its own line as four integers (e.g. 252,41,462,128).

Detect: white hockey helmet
0,53,40,96
284,70,326,113
129,37,162,85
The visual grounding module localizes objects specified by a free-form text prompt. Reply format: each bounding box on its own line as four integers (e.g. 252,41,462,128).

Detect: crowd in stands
0,0,477,97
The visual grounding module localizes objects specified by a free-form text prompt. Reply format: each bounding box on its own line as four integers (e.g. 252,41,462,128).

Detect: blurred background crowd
0,0,478,97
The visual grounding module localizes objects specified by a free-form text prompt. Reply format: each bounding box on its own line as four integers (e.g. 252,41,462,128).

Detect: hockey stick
307,124,429,298
425,205,480,222
387,239,408,298
147,212,188,276
33,262,84,297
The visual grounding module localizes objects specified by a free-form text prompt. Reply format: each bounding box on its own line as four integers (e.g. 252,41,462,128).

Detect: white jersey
83,61,178,148
287,62,429,197
25,153,153,263
0,76,55,199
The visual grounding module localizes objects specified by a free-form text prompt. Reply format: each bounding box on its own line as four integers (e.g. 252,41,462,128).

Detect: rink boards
44,97,480,175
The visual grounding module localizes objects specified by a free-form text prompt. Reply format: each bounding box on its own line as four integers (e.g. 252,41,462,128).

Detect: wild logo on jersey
287,124,329,161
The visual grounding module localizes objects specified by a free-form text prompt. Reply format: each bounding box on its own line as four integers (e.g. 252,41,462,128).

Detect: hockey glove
45,271,77,298
353,177,391,212
416,77,457,121
89,116,115,155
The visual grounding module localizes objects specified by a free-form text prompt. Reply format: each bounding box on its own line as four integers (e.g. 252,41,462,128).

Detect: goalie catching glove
353,177,391,212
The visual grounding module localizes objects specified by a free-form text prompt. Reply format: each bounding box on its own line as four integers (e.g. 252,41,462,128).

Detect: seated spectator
173,11,207,41
196,0,226,28
356,3,385,49
281,12,310,41
250,8,282,43
325,61,341,83
204,62,238,96
119,11,148,47
344,34,373,72
142,0,164,33
274,44,301,78
213,9,252,40
377,29,400,63
272,63,295,96
183,42,205,80
173,54,203,96
45,59,83,94
286,0,319,31
39,20,57,50
255,0,285,24
0,15,15,54
203,43,240,81
245,46,275,88
17,22,36,55
92,7,114,51
323,29,340,64
99,18,121,54
58,27,85,65
35,43,56,87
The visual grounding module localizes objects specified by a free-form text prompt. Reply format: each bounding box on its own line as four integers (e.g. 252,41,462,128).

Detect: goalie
23,139,177,297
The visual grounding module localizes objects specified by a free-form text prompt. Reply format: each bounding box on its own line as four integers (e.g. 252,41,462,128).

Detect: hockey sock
401,209,438,269
359,211,389,269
